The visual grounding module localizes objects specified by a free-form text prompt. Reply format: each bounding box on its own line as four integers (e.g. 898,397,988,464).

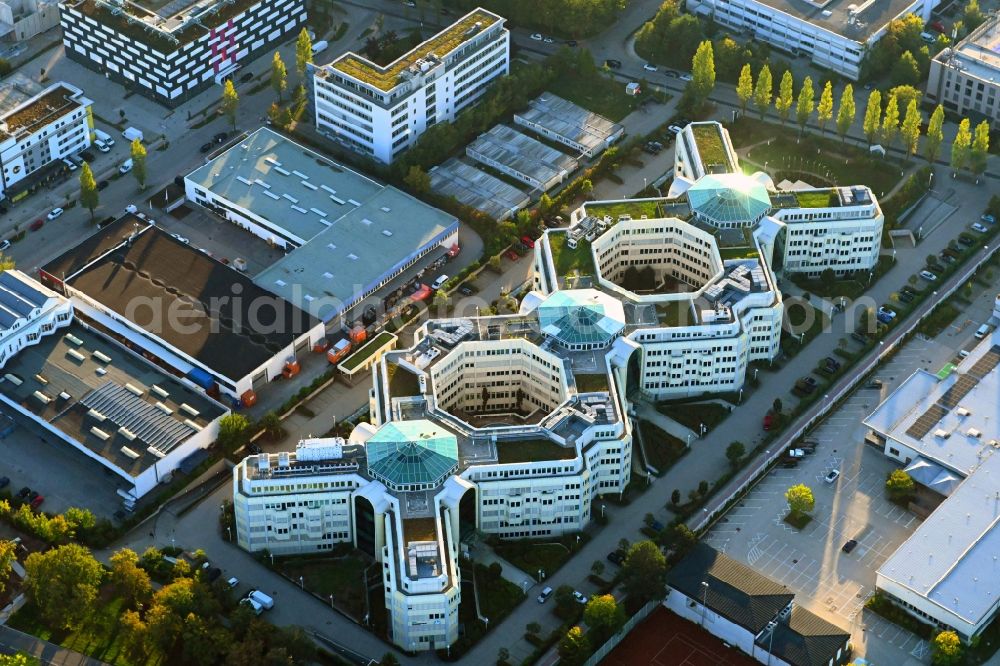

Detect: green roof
366,420,458,488
538,289,625,346
687,174,771,225
496,438,577,464
691,124,734,172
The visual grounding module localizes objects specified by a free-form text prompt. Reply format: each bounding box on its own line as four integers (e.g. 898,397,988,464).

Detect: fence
582,600,660,666
689,241,1000,535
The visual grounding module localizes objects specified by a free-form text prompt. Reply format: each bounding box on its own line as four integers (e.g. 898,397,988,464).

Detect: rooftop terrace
1,85,86,139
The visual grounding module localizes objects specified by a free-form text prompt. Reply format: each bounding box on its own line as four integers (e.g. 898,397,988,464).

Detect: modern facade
866,306,1000,642
667,543,851,666
0,81,92,201
688,0,940,80
235,284,636,651
40,215,324,404
926,15,1000,129
0,0,59,41
313,7,509,164
58,0,306,107
185,128,459,323
513,92,624,159
0,271,227,500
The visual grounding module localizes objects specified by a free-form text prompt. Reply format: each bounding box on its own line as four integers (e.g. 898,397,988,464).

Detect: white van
311,40,328,56
975,324,992,339
62,158,77,171
94,129,115,147
122,127,143,142
240,597,263,615
431,274,449,290
249,590,274,610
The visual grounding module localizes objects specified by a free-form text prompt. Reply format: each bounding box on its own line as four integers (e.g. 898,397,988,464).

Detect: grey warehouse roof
466,124,577,189
429,158,530,221
514,93,623,154
722,0,922,42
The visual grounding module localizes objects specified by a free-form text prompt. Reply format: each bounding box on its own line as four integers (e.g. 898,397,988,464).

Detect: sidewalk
633,400,697,441
0,625,105,666
469,545,535,594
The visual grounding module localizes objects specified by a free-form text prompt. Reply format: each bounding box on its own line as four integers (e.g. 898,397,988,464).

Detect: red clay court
602,606,759,666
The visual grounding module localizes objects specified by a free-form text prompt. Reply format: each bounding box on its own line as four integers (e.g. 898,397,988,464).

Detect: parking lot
704,332,960,664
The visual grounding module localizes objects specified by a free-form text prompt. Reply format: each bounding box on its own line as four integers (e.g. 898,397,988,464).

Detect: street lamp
299,575,304,590
226,526,232,542
601,503,606,518
738,388,743,404
700,581,709,626
329,594,334,608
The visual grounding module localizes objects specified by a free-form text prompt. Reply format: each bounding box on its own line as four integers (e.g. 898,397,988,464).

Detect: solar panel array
968,345,1000,379
940,375,979,408
81,382,195,455
907,404,949,439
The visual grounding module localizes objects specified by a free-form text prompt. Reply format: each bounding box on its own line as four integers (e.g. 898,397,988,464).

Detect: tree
0,540,15,595
130,138,147,190
862,90,882,145
558,626,591,666
892,50,921,86
767,69,792,126
785,484,815,518
772,398,783,414
925,104,945,164
295,28,313,78
0,655,41,666
583,595,625,642
217,413,251,452
931,630,963,665
118,610,150,664
951,118,972,173
526,621,542,636
971,119,990,178
23,544,103,630
963,0,985,32
881,93,900,147
221,79,239,131
899,99,922,162
78,162,98,220
591,560,605,577
621,540,666,602
259,412,282,440
816,80,834,134
688,40,715,108
497,647,510,666
270,51,287,102
886,469,915,499
725,441,745,467
404,165,431,194
835,83,855,142
110,548,152,608
379,654,400,666
795,76,814,136
736,63,753,116
752,63,772,120
671,488,681,505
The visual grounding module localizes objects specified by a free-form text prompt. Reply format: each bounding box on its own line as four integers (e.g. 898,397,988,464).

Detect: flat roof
328,7,503,92
429,158,530,221
514,92,623,153
864,338,1000,475
185,128,385,244
466,125,578,188
746,0,922,42
43,217,318,382
0,270,60,334
878,449,1000,627
0,83,89,140
0,323,224,477
938,15,1000,84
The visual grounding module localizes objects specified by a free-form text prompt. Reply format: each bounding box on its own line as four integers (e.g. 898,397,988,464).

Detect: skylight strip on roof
274,167,290,176
254,179,270,189
291,205,308,213
292,170,309,179
302,181,318,190
310,208,328,217
236,176,253,185
262,190,280,200
320,185,336,194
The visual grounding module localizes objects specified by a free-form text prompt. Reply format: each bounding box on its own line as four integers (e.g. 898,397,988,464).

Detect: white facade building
0,81,92,201
313,7,509,164
926,15,1000,130
688,0,940,80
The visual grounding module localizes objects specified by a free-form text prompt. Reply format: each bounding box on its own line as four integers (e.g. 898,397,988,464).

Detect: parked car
200,142,213,153
520,235,535,249
565,40,578,47
119,158,133,175
97,180,109,190
643,63,658,71
824,469,841,483
866,379,883,389
431,274,449,290
663,69,679,78
458,284,476,296
679,73,693,81
537,586,553,603
606,550,624,566
505,248,520,261
0,240,9,252
841,538,858,553
543,36,554,43
958,234,975,247
16,486,30,499
30,495,44,509
94,139,111,153
787,448,805,459
170,233,190,244
530,33,543,41
604,59,622,69
763,413,774,430
982,214,996,225
877,306,897,320
227,577,239,589
47,207,64,221
572,591,589,605
667,124,683,134
823,357,841,371
975,324,992,339
919,270,938,281
898,290,915,302
239,71,254,83
938,253,956,265
778,458,798,468
876,312,893,324
972,222,989,233
30,219,43,231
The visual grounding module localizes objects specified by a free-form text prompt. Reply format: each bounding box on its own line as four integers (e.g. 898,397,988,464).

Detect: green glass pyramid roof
366,420,459,488
538,289,625,346
687,173,771,224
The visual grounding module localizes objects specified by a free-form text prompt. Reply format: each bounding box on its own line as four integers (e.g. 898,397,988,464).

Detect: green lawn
585,200,663,220
278,556,367,619
10,594,163,665
656,301,695,327
732,118,903,197
638,420,688,474
691,124,733,171
340,332,395,371
474,565,524,622
718,246,759,260
794,190,838,208
549,234,595,277
918,302,961,338
497,438,577,464
547,71,640,121
656,402,730,433
493,537,582,577
781,301,829,356
575,373,609,392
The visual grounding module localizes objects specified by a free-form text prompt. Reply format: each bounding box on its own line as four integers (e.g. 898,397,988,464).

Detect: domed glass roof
537,289,625,347
366,420,458,489
687,173,772,225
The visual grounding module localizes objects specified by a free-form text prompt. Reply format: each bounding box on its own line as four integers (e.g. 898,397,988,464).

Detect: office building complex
0,81,92,201
926,15,1000,130
313,7,509,163
687,0,940,80
58,0,306,106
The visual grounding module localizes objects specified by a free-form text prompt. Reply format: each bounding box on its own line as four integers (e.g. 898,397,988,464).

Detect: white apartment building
688,0,940,80
926,15,1000,130
0,81,92,201
313,7,509,164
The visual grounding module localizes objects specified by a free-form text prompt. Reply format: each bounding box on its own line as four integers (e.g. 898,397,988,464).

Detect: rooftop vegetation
3,87,77,137
496,438,577,464
549,234,595,278
332,9,499,91
794,190,839,209
574,373,609,392
691,124,733,171
341,332,396,372
585,200,663,220
387,362,421,397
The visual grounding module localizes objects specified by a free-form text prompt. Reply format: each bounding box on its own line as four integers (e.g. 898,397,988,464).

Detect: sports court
602,606,757,666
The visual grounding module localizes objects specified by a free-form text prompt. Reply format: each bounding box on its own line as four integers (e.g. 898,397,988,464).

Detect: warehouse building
40,216,324,404
466,124,577,192
428,157,530,220
0,271,227,500
58,0,306,106
314,7,509,164
185,128,459,323
513,93,624,159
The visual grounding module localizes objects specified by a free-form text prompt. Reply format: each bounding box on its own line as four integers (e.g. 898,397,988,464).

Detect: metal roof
466,124,577,189
365,420,459,489
514,92,623,154
0,270,57,331
429,158,529,221
687,173,772,225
